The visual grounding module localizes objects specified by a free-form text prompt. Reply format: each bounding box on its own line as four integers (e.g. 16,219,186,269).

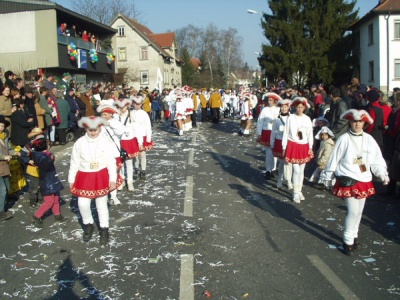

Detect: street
0,118,399,300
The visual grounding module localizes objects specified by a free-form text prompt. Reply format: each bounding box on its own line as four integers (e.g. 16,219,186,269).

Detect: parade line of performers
1,83,399,257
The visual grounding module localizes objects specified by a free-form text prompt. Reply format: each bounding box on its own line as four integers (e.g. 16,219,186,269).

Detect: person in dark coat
327,87,350,140
30,138,64,227
55,91,70,145
22,85,38,128
10,98,34,147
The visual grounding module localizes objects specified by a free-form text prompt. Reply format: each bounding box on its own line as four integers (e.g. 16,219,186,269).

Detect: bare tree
69,0,141,25
175,25,203,58
219,28,243,87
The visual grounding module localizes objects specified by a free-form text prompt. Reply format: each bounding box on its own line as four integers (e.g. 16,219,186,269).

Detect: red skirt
142,137,154,151
258,130,272,147
121,138,140,159
333,181,375,199
70,168,111,198
272,139,284,158
285,140,314,164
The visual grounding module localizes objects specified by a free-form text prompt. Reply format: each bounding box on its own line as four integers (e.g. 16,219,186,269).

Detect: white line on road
188,149,194,165
184,176,194,217
179,254,194,300
307,255,360,300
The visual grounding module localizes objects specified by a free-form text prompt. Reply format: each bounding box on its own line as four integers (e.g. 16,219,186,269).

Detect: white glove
383,177,390,185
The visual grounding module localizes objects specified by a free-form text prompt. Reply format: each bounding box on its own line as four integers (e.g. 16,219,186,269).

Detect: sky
55,0,379,69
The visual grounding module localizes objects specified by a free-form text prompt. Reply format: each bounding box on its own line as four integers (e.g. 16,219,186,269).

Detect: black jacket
10,109,34,146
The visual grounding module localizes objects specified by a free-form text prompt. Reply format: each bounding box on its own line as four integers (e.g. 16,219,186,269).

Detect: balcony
57,35,112,54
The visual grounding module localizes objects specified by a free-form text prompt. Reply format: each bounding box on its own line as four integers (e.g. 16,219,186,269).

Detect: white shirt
257,105,281,134
68,134,117,183
282,113,313,149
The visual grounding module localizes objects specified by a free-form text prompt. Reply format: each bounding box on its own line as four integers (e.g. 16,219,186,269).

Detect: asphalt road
0,117,399,300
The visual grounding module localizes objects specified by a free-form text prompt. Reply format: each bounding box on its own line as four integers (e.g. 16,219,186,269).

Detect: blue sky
55,0,378,69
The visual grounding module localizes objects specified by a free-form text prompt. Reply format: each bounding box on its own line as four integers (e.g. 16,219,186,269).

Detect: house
350,0,400,95
110,13,182,90
0,0,116,84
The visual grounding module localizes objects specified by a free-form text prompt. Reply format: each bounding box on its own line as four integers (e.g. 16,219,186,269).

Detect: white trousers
134,151,147,171
292,163,305,191
120,159,134,182
265,147,277,172
344,197,366,245
78,196,109,228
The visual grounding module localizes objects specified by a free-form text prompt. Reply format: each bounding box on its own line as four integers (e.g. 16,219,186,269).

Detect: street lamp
247,9,260,14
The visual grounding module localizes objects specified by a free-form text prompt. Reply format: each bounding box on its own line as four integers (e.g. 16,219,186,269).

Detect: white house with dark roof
110,13,182,90
350,0,400,95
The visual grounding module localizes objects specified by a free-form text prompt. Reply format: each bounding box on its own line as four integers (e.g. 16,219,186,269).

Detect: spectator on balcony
69,24,77,37
57,23,67,36
90,35,97,45
82,30,89,42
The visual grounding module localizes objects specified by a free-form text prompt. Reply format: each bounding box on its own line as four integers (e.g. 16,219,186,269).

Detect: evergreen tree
259,0,358,87
181,47,196,86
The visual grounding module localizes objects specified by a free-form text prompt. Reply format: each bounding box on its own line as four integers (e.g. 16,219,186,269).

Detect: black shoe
0,211,13,222
54,215,65,223
353,238,361,251
32,215,43,228
133,170,139,180
265,171,273,180
83,224,94,242
99,227,109,245
342,243,354,256
140,171,146,181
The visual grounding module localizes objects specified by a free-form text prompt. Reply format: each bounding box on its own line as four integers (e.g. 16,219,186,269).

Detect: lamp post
247,9,260,14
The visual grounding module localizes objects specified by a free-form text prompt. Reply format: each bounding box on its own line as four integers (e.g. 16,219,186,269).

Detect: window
140,47,148,60
140,71,149,85
118,26,125,37
118,47,126,61
395,59,400,79
369,61,374,81
395,20,400,39
368,24,374,45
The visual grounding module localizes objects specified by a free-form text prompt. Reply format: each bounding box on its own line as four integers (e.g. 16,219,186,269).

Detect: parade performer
238,92,253,137
270,99,292,189
320,109,389,255
282,97,314,203
97,104,126,205
209,89,222,124
114,98,143,191
68,117,116,244
171,90,186,136
131,95,154,180
183,86,193,131
257,92,282,179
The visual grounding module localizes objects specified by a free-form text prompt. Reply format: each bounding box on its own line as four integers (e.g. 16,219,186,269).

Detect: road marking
184,176,194,217
188,149,194,165
180,254,194,300
308,255,360,300
199,135,229,168
236,178,279,218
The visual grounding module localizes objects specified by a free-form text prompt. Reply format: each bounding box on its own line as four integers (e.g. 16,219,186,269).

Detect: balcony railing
57,35,112,54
